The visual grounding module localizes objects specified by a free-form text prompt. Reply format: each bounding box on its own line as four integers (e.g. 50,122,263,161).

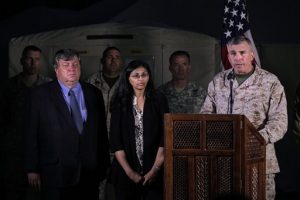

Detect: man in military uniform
86,46,123,135
200,35,287,200
157,50,206,113
86,46,123,200
0,45,52,200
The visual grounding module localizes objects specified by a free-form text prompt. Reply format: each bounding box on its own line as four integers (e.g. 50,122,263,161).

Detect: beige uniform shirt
86,71,119,135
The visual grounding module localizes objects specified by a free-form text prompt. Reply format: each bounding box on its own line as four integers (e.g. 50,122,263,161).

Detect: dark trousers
41,170,100,200
0,153,32,200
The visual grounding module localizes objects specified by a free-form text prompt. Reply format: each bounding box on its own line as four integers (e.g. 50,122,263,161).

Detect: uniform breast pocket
242,96,267,125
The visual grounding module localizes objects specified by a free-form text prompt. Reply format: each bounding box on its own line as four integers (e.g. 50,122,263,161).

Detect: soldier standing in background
157,50,206,113
86,46,123,136
0,45,52,200
86,46,123,200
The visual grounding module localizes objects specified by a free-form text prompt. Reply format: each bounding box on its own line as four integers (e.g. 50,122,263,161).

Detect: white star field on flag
221,0,249,45
221,0,260,69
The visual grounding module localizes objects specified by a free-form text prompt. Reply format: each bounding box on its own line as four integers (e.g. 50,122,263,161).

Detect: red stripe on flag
221,46,232,70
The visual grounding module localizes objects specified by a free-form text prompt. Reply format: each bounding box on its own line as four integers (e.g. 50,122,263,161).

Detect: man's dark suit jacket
24,80,110,188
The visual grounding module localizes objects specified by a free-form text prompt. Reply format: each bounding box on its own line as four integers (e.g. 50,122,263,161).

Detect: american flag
221,0,260,70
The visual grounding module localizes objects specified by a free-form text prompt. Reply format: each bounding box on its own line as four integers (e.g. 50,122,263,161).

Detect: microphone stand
229,79,234,114
227,71,235,114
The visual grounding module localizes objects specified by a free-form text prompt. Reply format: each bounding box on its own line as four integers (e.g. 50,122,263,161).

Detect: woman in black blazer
109,60,169,200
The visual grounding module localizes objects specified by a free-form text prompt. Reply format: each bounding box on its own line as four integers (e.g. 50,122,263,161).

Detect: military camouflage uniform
200,66,287,200
86,71,119,134
86,71,119,200
157,81,206,113
293,83,300,139
0,73,51,200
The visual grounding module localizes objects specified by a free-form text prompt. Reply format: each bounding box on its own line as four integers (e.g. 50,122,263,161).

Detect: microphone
227,70,235,80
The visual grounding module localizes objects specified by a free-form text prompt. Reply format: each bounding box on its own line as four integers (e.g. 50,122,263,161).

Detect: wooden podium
164,114,266,200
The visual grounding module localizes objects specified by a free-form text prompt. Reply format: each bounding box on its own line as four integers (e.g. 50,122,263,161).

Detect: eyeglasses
130,73,149,79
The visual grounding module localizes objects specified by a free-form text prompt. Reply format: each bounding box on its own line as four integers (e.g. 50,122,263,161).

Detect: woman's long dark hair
110,59,155,112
